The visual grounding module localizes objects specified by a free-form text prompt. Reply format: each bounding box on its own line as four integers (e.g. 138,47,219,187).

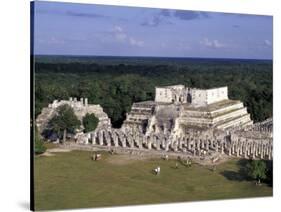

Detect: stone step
215,114,252,130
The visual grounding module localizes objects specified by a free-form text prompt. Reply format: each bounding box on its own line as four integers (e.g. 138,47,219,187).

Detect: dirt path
40,148,73,157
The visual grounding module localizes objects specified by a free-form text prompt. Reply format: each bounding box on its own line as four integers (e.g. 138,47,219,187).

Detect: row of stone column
89,130,226,156
86,129,273,160
228,138,272,160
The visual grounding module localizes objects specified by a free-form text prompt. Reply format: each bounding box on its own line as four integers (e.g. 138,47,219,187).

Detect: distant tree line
35,60,272,128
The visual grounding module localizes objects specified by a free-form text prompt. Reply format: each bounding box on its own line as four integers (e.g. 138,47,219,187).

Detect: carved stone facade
155,84,228,107
79,117,272,160
37,85,272,161
122,85,253,137
36,97,111,133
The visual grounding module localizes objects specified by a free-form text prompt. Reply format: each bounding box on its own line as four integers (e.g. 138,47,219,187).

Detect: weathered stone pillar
84,136,89,145
114,132,118,147
228,144,231,156
215,141,219,152
244,145,247,158
197,140,200,151
258,144,262,155
251,143,255,159
239,144,243,156
85,98,88,107
179,138,183,150
156,138,160,150
173,139,178,152
260,145,264,159
139,136,143,149
91,132,96,145
266,144,269,156
193,144,196,156
148,140,152,149
201,139,204,149
236,147,240,157
268,147,272,160
221,143,224,154
120,133,126,147
165,141,169,151
99,131,104,145
187,139,191,151
104,131,110,147
80,97,84,106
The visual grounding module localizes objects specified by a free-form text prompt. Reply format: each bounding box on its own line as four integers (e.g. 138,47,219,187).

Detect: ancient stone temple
37,85,273,161
122,85,253,136
36,97,111,133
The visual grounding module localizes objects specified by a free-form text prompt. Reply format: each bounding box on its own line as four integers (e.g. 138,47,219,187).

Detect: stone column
148,140,152,149
85,98,88,107
99,131,103,145
84,136,89,145
268,147,272,160
91,132,96,145
244,145,247,158
114,133,118,147
215,141,219,152
260,145,264,159
120,134,126,147
138,136,142,149
236,147,240,157
80,97,84,106
179,138,183,150
173,139,178,152
228,144,231,156
252,144,256,159
210,139,214,148
221,142,224,154
239,144,243,156
165,141,169,151
197,140,200,151
266,144,269,156
156,138,160,150
193,144,196,156
187,139,191,151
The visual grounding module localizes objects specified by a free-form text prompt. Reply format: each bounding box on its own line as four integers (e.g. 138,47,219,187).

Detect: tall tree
49,104,81,142
246,160,267,184
34,127,46,154
83,113,99,132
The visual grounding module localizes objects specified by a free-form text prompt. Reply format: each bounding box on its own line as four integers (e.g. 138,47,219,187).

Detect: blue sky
33,1,273,59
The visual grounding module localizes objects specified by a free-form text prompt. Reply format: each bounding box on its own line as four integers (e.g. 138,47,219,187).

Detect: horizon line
34,54,273,61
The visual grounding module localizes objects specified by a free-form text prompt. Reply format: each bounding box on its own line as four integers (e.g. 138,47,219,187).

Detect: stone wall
77,120,272,160
155,85,228,107
36,97,111,133
155,85,186,103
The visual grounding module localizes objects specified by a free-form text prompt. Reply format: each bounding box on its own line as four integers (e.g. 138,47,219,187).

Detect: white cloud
129,38,144,47
200,38,225,48
115,33,127,41
113,25,123,33
38,37,65,45
264,39,272,46
111,25,127,41
111,25,144,47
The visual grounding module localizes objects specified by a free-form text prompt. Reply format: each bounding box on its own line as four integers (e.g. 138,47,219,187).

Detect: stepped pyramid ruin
36,85,272,160
36,97,111,133
122,85,253,136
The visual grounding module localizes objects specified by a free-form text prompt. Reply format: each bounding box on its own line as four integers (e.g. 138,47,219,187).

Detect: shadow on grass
220,159,251,182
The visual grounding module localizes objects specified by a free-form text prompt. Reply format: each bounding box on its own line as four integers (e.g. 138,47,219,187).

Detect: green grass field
34,151,272,211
